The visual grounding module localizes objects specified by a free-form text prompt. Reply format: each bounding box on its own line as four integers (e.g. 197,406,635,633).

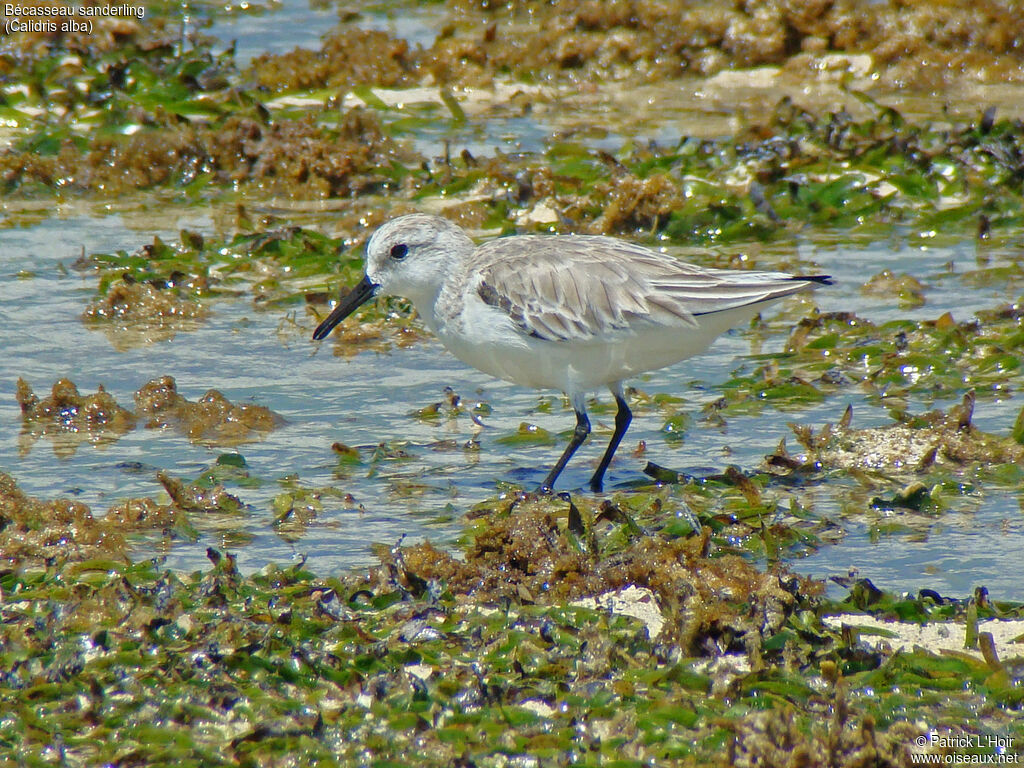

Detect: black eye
390,243,408,260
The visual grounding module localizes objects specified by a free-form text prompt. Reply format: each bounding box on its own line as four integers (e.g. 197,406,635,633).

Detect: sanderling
314,213,831,492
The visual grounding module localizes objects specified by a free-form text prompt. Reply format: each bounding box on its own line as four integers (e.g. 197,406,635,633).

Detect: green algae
82,226,357,305
410,387,491,426
1013,404,1024,445
4,3,1024,764
272,476,351,543
0,538,1020,766
493,422,557,447
9,3,1024,249
702,299,1024,418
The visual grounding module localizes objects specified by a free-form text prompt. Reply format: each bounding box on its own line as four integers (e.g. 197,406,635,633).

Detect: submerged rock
135,376,281,445
16,377,136,457
0,471,124,566
370,492,819,657
82,277,209,349
105,496,180,528
15,376,281,455
83,277,208,322
0,469,246,566
784,393,1024,472
155,470,244,515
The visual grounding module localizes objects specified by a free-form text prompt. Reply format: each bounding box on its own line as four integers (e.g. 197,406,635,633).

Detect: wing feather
472,235,824,342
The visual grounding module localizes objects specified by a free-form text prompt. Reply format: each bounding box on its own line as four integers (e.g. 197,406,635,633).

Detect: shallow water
3,1,1024,602
206,0,442,65
2,203,1023,600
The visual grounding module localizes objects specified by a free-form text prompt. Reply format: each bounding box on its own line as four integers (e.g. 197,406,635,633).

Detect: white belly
433,297,767,396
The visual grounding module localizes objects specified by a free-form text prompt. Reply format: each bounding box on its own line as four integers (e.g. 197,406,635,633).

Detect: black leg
539,408,590,493
589,391,632,492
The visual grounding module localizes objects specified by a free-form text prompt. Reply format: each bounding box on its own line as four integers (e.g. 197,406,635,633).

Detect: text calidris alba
314,214,831,492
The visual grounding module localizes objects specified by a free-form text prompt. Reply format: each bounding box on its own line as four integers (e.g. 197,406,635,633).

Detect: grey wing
472,235,826,342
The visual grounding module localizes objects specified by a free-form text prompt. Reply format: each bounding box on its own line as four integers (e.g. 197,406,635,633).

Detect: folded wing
473,235,829,343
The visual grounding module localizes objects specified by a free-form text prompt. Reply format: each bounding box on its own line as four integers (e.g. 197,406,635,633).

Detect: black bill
312,274,379,341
